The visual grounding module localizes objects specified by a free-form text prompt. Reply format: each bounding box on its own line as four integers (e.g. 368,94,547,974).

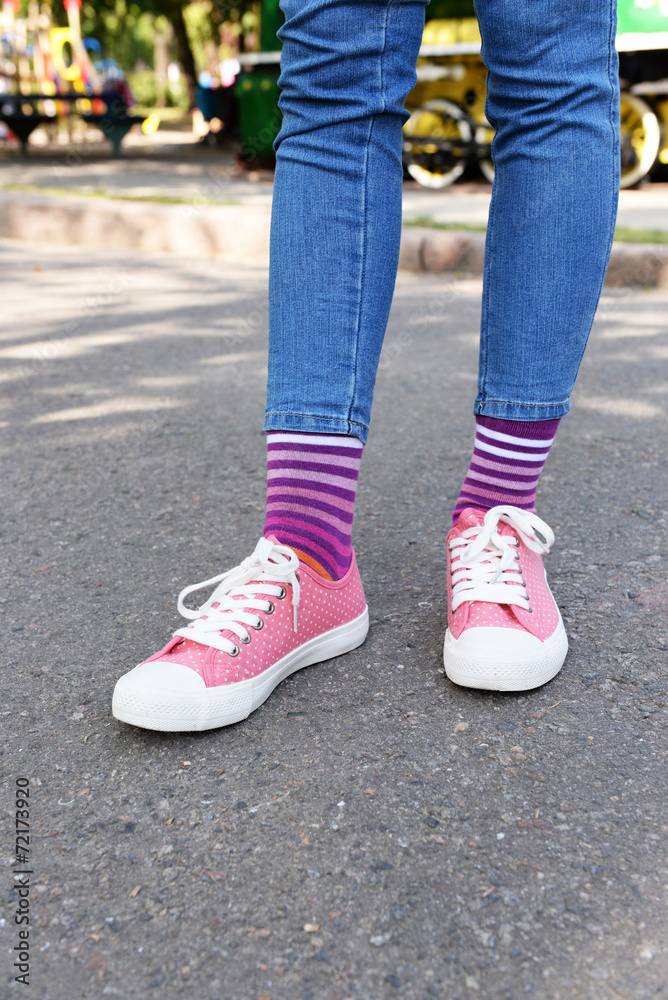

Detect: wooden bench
0,91,143,156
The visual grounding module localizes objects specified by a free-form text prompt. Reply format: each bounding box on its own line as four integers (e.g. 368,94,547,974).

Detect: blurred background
0,0,277,158
1,0,667,190
0,0,668,250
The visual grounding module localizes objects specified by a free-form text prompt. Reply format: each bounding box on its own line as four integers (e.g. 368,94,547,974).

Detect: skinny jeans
264,0,620,444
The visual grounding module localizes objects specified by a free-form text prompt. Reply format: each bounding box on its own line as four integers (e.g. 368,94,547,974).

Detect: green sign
617,0,668,47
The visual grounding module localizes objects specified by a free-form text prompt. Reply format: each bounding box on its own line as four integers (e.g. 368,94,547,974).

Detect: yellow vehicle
403,17,491,188
403,6,668,190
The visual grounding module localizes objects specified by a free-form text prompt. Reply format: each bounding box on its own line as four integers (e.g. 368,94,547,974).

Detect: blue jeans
264,0,620,443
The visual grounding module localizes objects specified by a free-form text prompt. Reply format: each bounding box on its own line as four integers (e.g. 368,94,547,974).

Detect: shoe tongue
264,533,300,569
264,533,292,561
457,507,487,530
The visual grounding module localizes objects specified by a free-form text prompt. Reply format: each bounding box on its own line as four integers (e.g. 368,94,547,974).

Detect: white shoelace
449,506,554,614
173,537,301,657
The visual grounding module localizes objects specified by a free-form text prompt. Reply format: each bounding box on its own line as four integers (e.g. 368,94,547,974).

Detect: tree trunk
153,20,171,108
172,4,197,110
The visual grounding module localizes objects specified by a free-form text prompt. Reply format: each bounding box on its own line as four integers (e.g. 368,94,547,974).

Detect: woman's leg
453,0,619,520
265,0,427,442
263,0,427,577
475,0,619,423
445,0,619,692
113,1,428,731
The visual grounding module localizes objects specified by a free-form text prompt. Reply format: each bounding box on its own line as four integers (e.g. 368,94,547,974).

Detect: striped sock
264,431,363,581
452,415,561,525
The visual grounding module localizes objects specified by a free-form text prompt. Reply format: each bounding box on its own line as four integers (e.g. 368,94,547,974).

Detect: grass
0,183,239,207
403,215,487,233
2,188,668,244
613,227,668,244
404,214,668,244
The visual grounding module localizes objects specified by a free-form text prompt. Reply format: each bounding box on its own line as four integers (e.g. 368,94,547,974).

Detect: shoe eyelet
527,607,533,613
239,634,251,644
228,644,240,657
252,618,264,631
276,586,287,599
265,601,275,615
295,572,300,581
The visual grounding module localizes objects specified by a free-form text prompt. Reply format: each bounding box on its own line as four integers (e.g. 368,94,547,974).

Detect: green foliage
126,68,188,107
80,2,155,70
182,0,217,71
183,0,259,67
125,68,157,104
71,0,258,76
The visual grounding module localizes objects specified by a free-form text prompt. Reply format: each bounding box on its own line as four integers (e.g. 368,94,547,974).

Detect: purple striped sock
264,431,363,581
452,415,561,525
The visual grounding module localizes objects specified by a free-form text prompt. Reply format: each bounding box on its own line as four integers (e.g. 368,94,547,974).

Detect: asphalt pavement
1,240,667,1000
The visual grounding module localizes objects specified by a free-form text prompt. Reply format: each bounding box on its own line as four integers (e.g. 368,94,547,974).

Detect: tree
140,0,258,108
132,0,198,108
78,0,258,110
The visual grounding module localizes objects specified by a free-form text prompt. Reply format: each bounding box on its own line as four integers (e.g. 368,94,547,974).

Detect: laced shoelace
172,537,301,658
449,506,554,614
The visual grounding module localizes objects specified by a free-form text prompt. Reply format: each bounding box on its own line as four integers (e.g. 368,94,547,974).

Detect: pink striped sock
452,415,561,525
264,431,364,581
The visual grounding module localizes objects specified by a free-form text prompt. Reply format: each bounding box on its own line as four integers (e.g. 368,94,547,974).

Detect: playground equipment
403,14,490,188
402,0,668,189
0,0,146,155
617,3,668,188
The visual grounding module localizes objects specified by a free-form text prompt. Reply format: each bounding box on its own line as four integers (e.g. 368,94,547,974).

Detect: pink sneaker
444,505,568,691
112,537,368,731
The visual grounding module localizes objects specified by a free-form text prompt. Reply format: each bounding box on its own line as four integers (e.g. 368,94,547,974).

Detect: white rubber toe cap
444,623,568,692
449,627,544,661
112,660,208,730
116,659,205,694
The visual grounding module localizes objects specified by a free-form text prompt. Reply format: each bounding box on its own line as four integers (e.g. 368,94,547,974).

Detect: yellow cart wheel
403,98,472,189
475,120,495,183
620,92,661,189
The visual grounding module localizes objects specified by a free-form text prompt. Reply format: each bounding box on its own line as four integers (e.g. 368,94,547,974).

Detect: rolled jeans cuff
263,411,369,443
473,399,571,422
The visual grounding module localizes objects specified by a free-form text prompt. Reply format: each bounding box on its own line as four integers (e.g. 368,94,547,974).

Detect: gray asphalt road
1,240,667,1000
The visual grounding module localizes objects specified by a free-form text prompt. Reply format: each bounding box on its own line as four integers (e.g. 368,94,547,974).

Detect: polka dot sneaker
112,536,369,732
443,505,568,691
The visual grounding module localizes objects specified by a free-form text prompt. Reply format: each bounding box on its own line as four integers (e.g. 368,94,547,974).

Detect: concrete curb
1,191,667,287
399,227,486,275
399,226,668,288
0,190,271,262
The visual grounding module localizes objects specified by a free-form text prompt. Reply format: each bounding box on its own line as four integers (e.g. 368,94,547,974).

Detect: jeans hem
264,411,368,443
474,399,571,421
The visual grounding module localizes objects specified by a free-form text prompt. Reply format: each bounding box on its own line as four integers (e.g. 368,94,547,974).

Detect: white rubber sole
112,606,369,732
443,619,568,692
